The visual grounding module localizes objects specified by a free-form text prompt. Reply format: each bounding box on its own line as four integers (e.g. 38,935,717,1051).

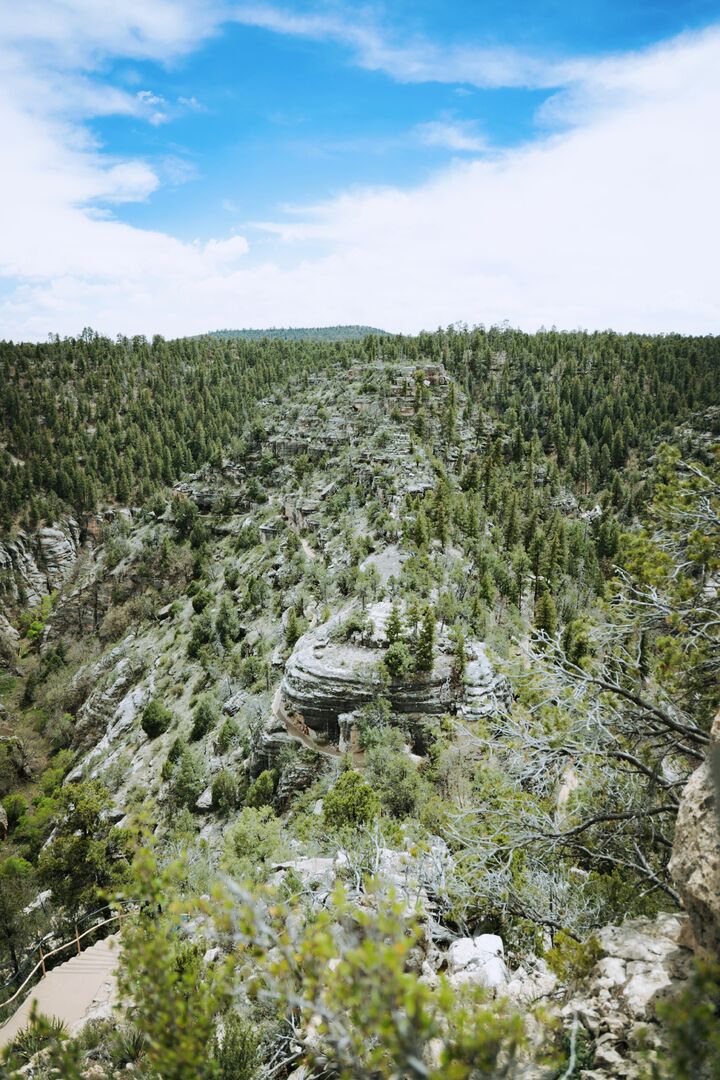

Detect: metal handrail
0,902,106,993
0,902,132,996
0,909,129,1017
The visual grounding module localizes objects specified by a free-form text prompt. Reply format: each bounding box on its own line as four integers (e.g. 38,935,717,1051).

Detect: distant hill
204,325,389,342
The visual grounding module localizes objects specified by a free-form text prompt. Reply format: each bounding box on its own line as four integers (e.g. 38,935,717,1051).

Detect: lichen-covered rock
668,713,720,955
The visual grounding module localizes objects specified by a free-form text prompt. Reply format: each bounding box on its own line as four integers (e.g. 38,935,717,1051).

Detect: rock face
668,713,720,955
279,604,503,746
563,912,694,1079
282,633,452,742
0,519,83,607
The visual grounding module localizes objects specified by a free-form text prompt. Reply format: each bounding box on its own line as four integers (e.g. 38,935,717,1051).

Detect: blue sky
1,2,719,337
96,1,719,240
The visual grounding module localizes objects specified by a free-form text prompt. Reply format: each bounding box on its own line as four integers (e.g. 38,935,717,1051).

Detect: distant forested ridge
205,325,389,341
1,327,719,533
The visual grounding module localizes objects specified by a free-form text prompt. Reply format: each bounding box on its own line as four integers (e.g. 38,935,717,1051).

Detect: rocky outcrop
280,604,503,746
0,519,83,608
282,631,452,741
562,912,693,1078
668,712,720,955
69,648,146,755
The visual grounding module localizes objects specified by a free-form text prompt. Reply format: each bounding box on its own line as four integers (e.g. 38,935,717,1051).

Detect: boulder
446,934,508,991
504,958,557,1005
668,713,720,955
195,786,213,812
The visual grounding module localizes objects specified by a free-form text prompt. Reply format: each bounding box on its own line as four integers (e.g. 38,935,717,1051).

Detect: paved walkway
0,936,119,1048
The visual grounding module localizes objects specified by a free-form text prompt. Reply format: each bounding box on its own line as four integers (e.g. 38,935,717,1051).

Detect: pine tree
415,606,436,673
385,603,404,645
535,592,558,638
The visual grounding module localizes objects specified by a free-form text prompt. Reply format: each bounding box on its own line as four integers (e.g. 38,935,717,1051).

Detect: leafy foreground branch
4,845,551,1080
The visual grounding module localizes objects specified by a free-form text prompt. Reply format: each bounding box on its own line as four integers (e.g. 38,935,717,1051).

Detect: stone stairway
0,936,119,1049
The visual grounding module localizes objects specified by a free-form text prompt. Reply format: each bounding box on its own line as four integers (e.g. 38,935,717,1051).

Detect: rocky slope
0,354,717,1078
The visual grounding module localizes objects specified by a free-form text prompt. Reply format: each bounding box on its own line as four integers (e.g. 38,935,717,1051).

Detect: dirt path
0,936,119,1048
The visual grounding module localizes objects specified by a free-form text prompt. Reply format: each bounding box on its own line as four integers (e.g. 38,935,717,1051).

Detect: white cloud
414,120,487,153
0,6,718,338
231,3,576,89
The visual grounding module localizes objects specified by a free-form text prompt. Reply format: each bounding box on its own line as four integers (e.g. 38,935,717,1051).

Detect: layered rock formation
278,604,504,750
0,519,83,607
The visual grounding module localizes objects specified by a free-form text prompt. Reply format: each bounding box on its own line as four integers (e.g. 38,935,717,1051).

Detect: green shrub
212,770,238,815
39,749,74,795
192,588,212,614
382,641,413,679
222,805,288,881
365,745,423,819
216,718,240,754
2,793,27,831
5,1015,68,1066
213,1011,259,1080
47,712,75,751
191,696,219,741
545,931,604,985
109,1024,149,1068
245,769,277,809
141,699,173,739
170,748,206,810
323,770,379,829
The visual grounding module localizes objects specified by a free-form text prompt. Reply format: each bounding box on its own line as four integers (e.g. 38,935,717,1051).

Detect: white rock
195,786,213,811
446,934,508,990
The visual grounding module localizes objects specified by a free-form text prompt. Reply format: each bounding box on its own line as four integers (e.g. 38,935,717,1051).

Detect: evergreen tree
385,603,404,645
535,592,558,638
415,606,436,673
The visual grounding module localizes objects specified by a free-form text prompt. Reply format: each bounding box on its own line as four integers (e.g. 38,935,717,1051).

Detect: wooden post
75,924,81,955
39,945,45,976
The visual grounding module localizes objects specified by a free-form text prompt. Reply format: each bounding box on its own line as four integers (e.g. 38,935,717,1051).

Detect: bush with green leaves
37,780,130,912
2,792,27,832
169,747,206,811
545,931,604,985
222,805,289,881
245,769,276,809
3,1014,68,1069
323,769,379,829
216,717,240,754
382,640,413,679
191,696,219,741
141,699,173,739
365,740,425,819
212,770,238,815
214,1011,260,1080
47,711,75,751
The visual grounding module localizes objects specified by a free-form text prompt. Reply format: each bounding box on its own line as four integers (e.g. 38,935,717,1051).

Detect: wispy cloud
231,3,578,90
414,120,487,153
